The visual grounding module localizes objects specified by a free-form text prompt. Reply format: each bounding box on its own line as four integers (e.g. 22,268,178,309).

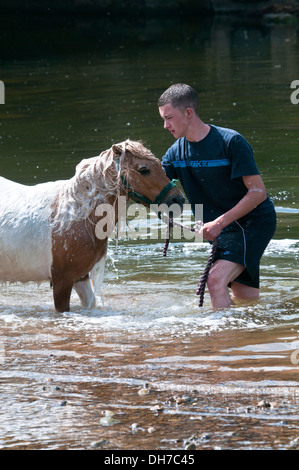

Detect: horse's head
112,140,185,214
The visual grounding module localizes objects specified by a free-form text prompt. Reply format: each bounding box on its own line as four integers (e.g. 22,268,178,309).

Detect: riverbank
0,0,298,16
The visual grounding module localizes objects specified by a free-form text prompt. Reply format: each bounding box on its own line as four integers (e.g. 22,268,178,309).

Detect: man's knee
207,269,222,290
206,268,229,295
207,260,244,293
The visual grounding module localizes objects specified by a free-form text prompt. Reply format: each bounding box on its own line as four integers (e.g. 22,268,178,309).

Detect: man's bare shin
207,259,245,309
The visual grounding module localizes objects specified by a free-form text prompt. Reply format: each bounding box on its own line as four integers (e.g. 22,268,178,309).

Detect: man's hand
195,175,267,241
197,220,223,241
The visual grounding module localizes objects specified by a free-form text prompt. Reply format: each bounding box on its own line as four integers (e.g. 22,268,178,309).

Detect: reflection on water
0,13,299,450
0,13,298,210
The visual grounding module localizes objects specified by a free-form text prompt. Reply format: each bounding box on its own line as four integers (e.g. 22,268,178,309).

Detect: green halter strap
120,174,177,207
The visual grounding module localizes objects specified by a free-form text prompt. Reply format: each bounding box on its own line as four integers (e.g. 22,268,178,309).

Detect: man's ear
185,108,194,119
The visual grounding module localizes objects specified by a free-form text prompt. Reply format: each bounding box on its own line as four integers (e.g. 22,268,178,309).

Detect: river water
0,12,298,450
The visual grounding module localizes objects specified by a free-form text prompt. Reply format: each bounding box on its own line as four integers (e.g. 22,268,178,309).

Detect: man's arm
200,174,267,241
162,150,178,181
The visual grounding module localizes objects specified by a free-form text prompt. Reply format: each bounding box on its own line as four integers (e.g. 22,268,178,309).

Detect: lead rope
195,238,218,307
162,217,218,307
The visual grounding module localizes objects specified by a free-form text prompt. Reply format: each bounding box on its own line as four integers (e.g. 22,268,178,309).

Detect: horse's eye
138,166,150,175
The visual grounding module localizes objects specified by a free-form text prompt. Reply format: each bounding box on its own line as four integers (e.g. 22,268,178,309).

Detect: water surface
0,13,298,450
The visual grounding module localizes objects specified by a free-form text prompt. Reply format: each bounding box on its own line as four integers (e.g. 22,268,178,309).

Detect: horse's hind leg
74,274,96,308
52,276,73,313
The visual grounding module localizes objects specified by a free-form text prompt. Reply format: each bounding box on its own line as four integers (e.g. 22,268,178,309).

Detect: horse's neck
88,192,126,235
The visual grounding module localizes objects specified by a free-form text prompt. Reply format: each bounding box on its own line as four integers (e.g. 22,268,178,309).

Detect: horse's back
0,177,61,283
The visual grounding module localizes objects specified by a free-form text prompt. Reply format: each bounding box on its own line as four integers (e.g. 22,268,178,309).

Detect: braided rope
162,217,218,307
195,239,218,307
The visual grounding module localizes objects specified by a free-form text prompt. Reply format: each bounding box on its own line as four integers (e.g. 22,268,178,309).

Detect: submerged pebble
91,440,108,448
138,387,150,396
257,400,271,408
100,410,120,427
130,423,145,433
150,404,164,413
174,395,193,405
256,400,279,409
185,442,197,450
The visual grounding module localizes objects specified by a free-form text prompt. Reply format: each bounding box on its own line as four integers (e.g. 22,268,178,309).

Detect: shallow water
0,224,298,450
0,12,299,450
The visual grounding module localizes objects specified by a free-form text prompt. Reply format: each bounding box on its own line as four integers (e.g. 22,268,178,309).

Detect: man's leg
230,281,259,303
206,259,245,308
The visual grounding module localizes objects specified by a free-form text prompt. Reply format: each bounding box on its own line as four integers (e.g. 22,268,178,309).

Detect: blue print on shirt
172,159,230,168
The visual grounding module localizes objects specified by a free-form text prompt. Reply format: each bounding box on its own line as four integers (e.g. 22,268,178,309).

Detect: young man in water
158,83,276,308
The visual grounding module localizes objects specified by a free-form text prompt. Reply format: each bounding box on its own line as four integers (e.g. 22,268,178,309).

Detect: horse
0,140,184,312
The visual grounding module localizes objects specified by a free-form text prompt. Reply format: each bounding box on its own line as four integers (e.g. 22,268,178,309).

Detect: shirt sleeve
228,133,260,180
161,148,178,180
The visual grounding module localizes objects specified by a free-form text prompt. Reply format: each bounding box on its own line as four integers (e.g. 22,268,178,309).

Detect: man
158,83,276,308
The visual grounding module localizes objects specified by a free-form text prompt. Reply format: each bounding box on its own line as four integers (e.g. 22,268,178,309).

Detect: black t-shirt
162,124,274,222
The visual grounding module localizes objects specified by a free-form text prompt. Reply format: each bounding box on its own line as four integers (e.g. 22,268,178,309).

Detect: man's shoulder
164,138,186,159
170,137,186,149
210,124,240,141
211,125,253,155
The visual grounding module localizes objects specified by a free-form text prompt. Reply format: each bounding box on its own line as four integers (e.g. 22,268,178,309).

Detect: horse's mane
52,139,157,231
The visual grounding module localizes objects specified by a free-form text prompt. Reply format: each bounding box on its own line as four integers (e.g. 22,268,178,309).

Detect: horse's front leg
74,274,96,308
51,273,74,313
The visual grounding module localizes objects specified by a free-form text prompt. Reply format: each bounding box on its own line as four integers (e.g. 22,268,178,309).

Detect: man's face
159,103,190,139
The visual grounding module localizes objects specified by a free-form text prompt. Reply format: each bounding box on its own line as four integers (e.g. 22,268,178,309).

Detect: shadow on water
0,12,299,449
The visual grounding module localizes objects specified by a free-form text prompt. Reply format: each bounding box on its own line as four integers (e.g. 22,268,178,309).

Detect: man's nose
164,120,169,129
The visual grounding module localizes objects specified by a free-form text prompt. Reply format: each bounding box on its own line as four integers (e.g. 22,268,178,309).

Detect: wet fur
0,140,183,312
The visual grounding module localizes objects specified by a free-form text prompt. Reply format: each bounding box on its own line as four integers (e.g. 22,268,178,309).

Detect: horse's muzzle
163,191,185,214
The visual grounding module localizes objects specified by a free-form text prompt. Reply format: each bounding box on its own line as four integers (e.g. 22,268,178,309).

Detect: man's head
158,83,199,115
158,84,200,140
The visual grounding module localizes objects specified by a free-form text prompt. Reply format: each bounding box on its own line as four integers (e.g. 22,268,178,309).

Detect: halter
120,174,177,207
115,140,177,207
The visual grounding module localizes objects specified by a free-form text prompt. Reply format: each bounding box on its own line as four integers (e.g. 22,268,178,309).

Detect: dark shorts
213,209,277,289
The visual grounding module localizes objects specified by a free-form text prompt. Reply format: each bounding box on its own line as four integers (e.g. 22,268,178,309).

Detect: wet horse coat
0,140,184,312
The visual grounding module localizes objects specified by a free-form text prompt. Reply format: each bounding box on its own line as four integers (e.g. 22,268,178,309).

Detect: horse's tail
196,239,218,307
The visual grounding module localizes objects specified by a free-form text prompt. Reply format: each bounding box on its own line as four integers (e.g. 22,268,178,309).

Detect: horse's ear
112,144,123,157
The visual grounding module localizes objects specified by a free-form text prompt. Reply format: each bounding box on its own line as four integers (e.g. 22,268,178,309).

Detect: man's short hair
158,83,199,114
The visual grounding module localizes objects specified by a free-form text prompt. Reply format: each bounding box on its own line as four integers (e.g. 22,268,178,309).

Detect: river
0,12,298,450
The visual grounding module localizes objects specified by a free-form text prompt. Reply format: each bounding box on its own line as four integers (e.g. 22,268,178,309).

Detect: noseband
121,174,177,207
